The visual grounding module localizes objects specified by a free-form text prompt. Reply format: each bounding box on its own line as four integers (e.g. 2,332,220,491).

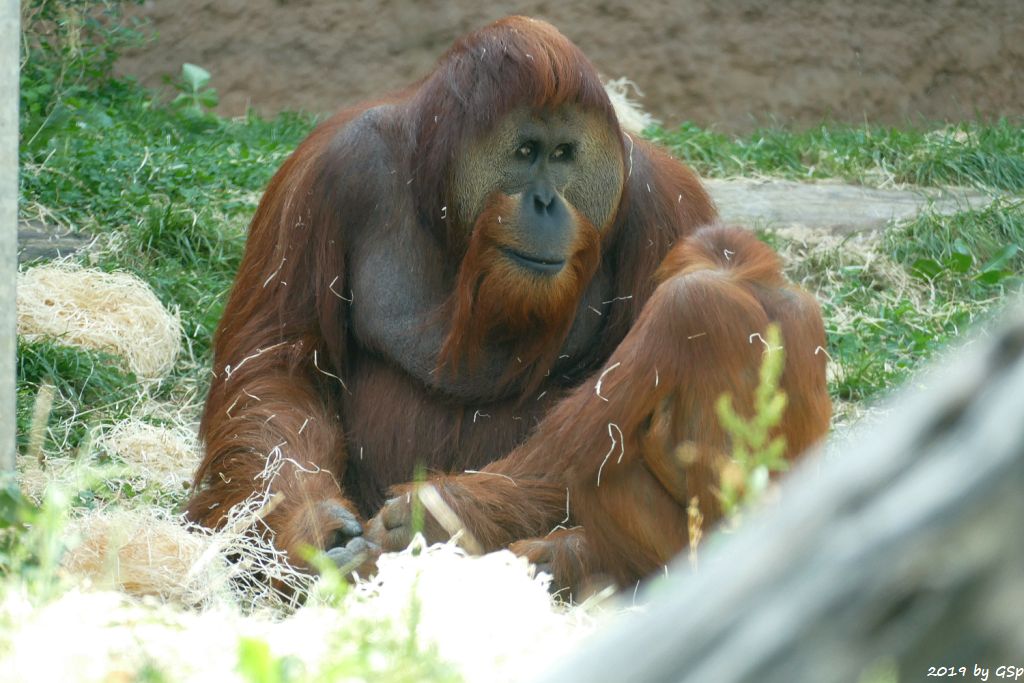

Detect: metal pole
0,0,19,474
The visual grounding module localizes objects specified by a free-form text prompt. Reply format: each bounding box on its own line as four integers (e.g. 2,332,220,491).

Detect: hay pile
17,262,182,378
98,419,200,492
13,402,604,682
1,589,260,683
2,536,605,683
18,418,200,503
13,393,598,682
58,496,314,612
61,507,230,606
344,538,603,682
17,452,92,506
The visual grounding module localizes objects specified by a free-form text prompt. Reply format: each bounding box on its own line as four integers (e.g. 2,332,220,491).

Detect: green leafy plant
237,637,302,683
171,63,220,116
0,475,76,599
976,243,1020,285
899,199,1023,289
715,324,790,518
20,0,147,146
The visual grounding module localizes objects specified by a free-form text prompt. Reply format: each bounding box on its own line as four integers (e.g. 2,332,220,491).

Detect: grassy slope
649,121,1024,191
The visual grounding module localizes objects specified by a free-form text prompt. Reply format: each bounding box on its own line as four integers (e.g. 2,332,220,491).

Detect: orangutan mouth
502,247,566,274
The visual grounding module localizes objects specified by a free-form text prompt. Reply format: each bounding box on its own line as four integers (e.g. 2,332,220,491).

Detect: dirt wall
117,0,1024,130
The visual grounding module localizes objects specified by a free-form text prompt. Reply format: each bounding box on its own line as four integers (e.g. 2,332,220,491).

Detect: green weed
715,324,789,519
890,197,1024,288
171,63,220,117
17,340,138,453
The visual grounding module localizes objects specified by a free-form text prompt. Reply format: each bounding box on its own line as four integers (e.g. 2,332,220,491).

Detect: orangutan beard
436,193,602,395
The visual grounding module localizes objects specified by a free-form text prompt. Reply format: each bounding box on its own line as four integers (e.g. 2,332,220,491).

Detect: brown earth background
117,0,1024,131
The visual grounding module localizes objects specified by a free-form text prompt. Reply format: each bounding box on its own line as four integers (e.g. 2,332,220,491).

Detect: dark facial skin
348,104,624,403
452,106,625,274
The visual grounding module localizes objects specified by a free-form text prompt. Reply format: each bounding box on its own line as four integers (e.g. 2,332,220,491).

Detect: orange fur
420,226,830,587
187,16,830,590
438,193,602,394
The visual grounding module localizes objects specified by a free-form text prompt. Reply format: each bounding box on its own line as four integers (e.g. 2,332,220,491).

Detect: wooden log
538,300,1024,683
705,178,993,234
17,219,91,263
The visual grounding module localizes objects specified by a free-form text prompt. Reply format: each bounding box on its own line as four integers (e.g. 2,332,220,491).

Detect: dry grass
61,507,231,606
1,537,606,683
19,415,199,505
97,419,199,492
17,262,182,379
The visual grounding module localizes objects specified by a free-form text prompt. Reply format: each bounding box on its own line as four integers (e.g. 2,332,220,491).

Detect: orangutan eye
551,143,574,161
515,141,537,161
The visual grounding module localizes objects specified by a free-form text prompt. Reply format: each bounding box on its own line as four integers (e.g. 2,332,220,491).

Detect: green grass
890,197,1024,281
16,2,318,461
759,199,1023,405
16,340,138,454
18,105,294,453
651,120,1024,192
20,98,313,363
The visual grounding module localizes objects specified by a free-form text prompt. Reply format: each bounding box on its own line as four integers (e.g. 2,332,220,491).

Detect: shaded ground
118,0,1024,130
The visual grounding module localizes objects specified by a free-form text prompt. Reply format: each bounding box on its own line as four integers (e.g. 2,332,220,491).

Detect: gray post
1,0,18,474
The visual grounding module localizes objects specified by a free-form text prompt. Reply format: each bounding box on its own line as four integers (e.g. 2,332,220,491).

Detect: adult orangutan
186,16,831,592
